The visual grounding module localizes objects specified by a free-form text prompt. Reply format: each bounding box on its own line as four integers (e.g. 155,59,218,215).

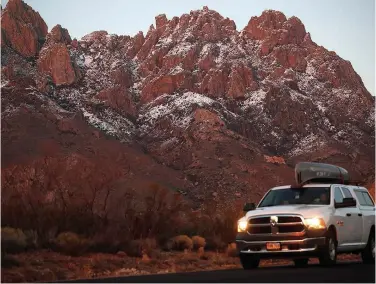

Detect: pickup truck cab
235,162,375,268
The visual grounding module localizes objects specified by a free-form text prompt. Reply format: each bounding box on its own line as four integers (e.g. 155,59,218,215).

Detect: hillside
1,0,374,209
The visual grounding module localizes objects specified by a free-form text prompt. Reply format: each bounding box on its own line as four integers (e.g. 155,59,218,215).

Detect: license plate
266,242,281,251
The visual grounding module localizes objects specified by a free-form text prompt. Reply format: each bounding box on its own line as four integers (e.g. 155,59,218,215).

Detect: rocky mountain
1,0,374,208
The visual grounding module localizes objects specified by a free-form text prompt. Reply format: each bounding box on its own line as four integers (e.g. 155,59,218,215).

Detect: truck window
258,187,330,207
341,187,353,198
361,191,374,206
354,190,367,206
334,187,344,203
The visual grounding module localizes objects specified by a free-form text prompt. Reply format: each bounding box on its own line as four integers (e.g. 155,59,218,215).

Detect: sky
2,0,375,95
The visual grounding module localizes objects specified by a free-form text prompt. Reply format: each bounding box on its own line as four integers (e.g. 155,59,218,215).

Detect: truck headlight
237,220,248,232
304,218,326,229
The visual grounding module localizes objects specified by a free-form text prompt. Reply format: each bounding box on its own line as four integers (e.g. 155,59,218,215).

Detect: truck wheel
318,230,337,266
239,254,260,269
293,258,309,267
361,229,375,264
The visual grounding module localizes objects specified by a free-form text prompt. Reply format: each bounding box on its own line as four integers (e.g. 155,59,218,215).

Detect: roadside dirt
1,250,361,283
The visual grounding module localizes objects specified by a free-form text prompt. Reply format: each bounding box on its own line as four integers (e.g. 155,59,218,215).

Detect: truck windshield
258,187,331,207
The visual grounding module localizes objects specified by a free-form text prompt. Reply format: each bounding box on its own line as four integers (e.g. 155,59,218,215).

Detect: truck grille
247,215,304,235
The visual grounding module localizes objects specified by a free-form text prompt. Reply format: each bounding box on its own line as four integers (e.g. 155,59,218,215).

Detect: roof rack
295,162,350,186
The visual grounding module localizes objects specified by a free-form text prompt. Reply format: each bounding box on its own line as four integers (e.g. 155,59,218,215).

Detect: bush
226,243,238,257
197,246,210,260
192,235,206,250
166,235,193,251
24,230,39,249
126,238,157,257
53,232,89,256
1,227,27,254
205,236,226,251
88,232,121,254
1,252,20,268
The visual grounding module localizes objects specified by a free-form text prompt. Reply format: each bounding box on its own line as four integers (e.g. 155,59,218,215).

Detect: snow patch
200,43,212,57
215,42,228,64
241,89,267,111
289,90,308,102
270,131,281,139
297,74,325,96
332,88,352,99
316,101,327,112
110,60,122,70
1,105,20,118
157,35,173,47
323,117,335,131
81,108,134,140
139,92,215,132
169,65,184,75
306,61,316,76
365,110,375,128
289,133,326,156
1,79,10,88
84,56,93,67
332,130,350,145
167,42,193,56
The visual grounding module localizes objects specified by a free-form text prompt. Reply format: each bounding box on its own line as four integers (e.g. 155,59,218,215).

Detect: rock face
1,2,374,207
47,24,72,45
1,0,47,57
95,86,136,117
37,43,80,86
36,25,81,88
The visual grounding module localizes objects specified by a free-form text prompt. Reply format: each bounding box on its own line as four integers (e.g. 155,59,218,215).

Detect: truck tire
239,254,260,269
318,230,337,266
361,228,375,264
293,258,309,267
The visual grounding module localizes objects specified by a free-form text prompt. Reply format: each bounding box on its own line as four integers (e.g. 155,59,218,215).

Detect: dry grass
226,243,238,257
192,236,206,250
1,250,239,282
54,232,89,256
1,227,27,254
166,235,193,251
1,250,362,283
126,238,158,257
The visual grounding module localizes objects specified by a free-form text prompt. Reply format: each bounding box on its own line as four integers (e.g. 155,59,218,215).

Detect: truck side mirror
243,202,256,212
335,197,357,208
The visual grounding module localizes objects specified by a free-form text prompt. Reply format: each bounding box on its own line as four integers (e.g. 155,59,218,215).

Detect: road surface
62,261,375,283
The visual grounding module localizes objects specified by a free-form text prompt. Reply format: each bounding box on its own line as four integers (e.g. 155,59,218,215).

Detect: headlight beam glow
304,217,326,229
237,220,248,232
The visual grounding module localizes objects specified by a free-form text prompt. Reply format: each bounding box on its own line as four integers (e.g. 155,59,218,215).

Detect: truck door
340,187,363,245
332,186,347,246
353,188,375,245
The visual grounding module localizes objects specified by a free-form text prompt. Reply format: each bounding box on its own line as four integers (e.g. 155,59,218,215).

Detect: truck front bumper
236,230,326,259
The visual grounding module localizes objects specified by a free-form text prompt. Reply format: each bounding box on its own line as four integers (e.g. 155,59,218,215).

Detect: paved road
63,261,375,283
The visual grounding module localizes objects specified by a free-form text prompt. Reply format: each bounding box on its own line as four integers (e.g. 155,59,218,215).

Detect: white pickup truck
236,162,375,268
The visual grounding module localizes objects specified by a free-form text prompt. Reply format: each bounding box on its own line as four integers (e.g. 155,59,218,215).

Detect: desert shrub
166,235,193,251
24,230,39,249
197,246,205,255
53,232,89,256
1,252,20,268
192,235,206,250
197,246,210,260
88,231,122,254
125,238,157,257
205,236,226,251
141,253,151,263
1,227,27,254
226,242,238,257
197,201,244,244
